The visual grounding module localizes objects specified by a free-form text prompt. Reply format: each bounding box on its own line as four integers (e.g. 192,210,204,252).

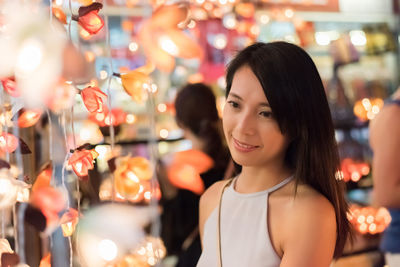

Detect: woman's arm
369,104,400,208
280,193,337,267
199,180,226,247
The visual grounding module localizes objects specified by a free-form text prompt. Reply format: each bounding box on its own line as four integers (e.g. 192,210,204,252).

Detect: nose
235,110,256,136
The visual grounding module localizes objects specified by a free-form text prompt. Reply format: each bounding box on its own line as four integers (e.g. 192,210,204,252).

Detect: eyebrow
229,92,270,107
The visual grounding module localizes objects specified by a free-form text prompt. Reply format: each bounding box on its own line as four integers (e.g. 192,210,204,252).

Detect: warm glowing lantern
68,149,99,179
18,109,42,128
133,236,166,266
114,156,153,199
167,149,214,195
340,158,370,182
348,205,391,235
353,97,384,121
167,163,204,195
60,208,79,237
138,4,203,72
32,162,52,193
30,187,67,228
0,77,20,97
174,149,214,173
73,3,104,35
89,108,127,127
235,2,255,18
39,253,51,267
117,63,154,103
80,86,107,113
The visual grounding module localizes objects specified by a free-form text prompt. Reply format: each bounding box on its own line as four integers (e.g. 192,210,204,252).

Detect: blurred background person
369,87,400,267
160,83,231,266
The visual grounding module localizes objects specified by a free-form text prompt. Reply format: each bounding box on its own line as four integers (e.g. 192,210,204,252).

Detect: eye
259,111,273,118
227,100,240,109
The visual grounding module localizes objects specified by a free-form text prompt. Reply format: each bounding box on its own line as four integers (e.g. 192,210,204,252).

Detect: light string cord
103,0,116,201
0,86,8,240
147,87,162,264
61,110,73,267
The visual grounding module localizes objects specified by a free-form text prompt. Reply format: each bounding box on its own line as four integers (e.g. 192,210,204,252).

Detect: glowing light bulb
127,172,140,183
159,129,169,139
99,70,108,80
223,14,237,29
95,145,109,160
213,34,227,50
159,36,179,56
129,42,139,52
126,114,136,124
260,14,270,24
157,103,167,113
16,39,43,74
350,30,366,46
284,8,294,18
98,239,118,262
315,32,331,46
75,162,83,173
187,20,196,29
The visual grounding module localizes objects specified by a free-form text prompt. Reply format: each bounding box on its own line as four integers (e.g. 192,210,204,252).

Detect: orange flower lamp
32,162,52,193
30,187,67,227
167,149,214,195
72,2,104,35
114,156,153,199
116,62,155,103
68,148,99,179
80,86,107,113
18,109,42,128
39,253,51,267
60,208,79,237
138,4,203,72
0,77,20,97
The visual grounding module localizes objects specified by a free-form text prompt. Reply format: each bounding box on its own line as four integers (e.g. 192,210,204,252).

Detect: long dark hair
225,42,351,258
175,83,229,170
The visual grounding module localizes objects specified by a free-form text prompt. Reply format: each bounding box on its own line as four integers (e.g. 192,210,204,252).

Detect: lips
232,137,259,152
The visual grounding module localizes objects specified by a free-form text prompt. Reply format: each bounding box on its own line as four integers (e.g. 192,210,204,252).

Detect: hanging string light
71,2,105,35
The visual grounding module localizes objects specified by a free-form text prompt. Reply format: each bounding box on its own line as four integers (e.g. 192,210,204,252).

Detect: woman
160,83,230,266
197,42,351,267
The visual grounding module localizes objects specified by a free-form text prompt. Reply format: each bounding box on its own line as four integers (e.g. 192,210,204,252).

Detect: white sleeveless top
197,176,294,267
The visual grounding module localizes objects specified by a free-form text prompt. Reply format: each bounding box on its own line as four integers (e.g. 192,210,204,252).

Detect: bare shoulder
291,184,335,218
279,184,336,267
199,179,231,243
200,180,229,209
370,101,400,144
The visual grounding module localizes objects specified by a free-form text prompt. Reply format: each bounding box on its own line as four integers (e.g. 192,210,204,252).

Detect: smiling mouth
232,138,259,152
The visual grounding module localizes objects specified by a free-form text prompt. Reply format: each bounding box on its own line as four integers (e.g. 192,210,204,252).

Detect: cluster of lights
339,158,370,182
315,30,367,47
113,156,161,203
133,236,166,266
353,97,383,121
348,205,391,235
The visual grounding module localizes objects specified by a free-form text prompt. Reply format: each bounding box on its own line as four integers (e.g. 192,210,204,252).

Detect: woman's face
223,65,290,168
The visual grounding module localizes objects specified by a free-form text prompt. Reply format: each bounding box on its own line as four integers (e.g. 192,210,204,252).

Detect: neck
235,163,293,193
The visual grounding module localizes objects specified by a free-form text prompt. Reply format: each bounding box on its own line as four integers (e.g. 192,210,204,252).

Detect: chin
231,154,259,167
